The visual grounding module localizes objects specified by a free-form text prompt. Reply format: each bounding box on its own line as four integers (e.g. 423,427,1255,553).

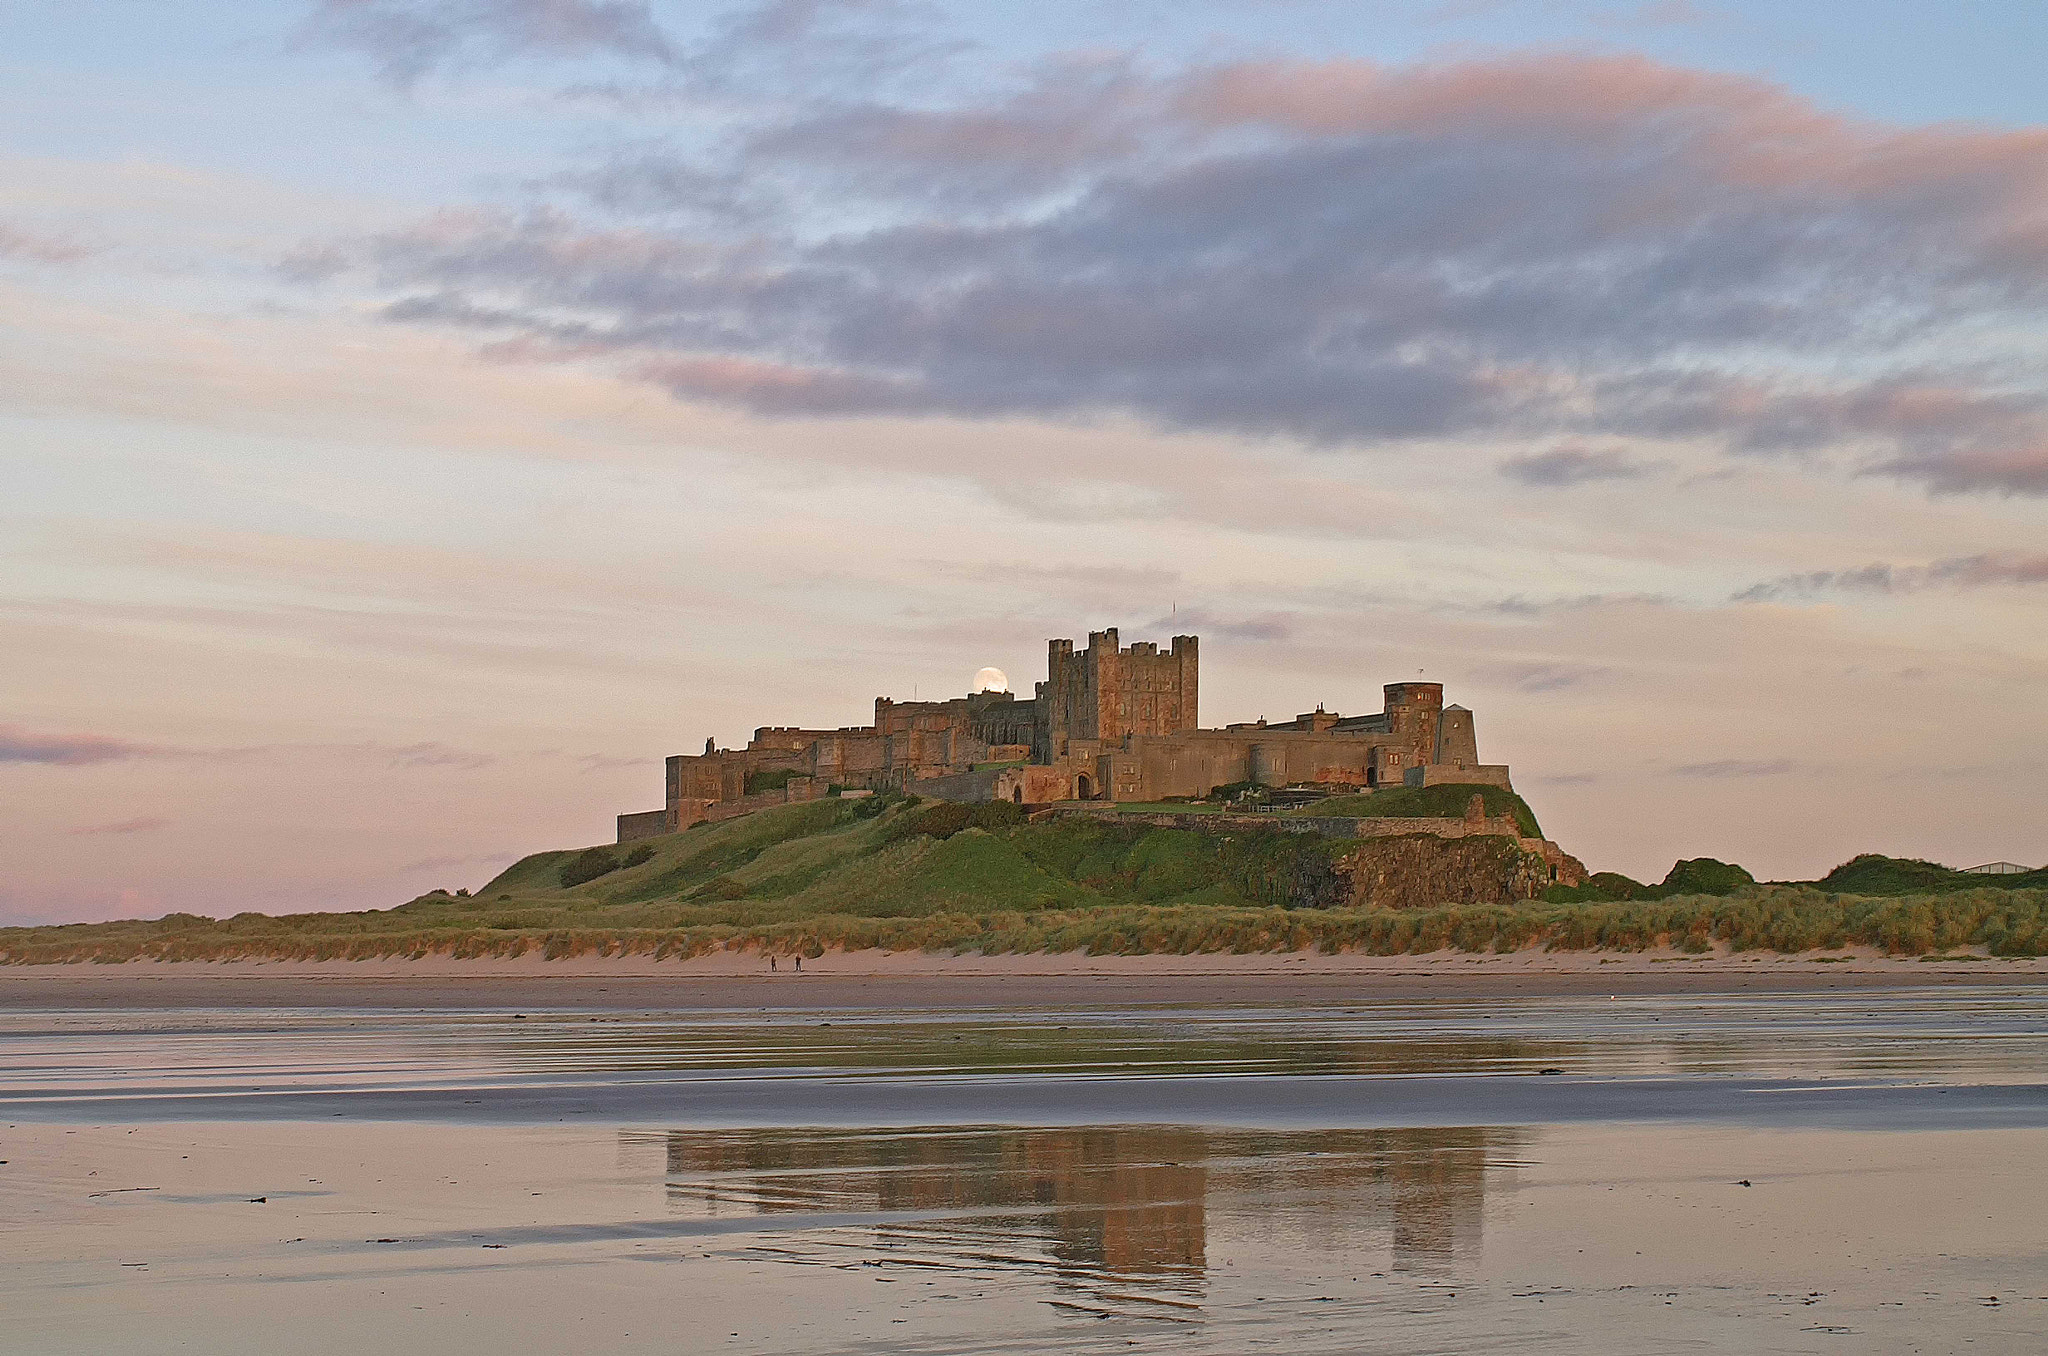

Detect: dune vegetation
4,795,2044,964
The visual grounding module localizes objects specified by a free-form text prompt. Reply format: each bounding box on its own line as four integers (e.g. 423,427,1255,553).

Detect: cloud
1734,551,2048,602
1870,444,2048,497
1594,0,1712,29
303,46,2048,496
302,0,954,96
1670,758,1798,778
403,851,517,872
377,741,497,769
931,560,1184,595
301,0,679,86
0,223,96,265
576,753,659,771
69,817,171,836
0,721,500,772
1498,447,1660,487
1470,662,1608,692
1476,592,1672,617
0,725,159,766
1148,607,1294,642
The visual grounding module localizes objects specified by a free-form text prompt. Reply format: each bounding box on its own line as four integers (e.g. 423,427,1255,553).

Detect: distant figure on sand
795,956,801,973
770,955,776,972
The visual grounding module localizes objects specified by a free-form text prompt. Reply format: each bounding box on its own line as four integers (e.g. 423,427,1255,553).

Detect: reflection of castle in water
658,1124,1509,1281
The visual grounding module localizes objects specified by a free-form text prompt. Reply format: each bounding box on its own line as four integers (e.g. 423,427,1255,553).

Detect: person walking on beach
770,955,777,972
794,955,801,973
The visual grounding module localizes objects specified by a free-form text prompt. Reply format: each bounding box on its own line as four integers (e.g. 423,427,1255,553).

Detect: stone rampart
616,809,669,843
1404,763,1512,789
908,767,1001,803
1050,806,1530,841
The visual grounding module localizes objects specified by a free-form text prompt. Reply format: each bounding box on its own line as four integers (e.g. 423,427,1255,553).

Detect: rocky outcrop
1338,833,1586,909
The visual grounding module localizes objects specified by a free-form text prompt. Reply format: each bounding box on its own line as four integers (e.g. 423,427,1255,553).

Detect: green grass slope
7,795,2048,962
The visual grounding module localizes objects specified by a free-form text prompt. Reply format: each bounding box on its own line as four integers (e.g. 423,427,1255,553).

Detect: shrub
1544,870,1651,904
560,848,621,887
849,792,892,820
1815,853,2048,895
886,799,1026,842
744,768,798,796
1652,858,1754,897
1819,853,1958,895
621,843,655,868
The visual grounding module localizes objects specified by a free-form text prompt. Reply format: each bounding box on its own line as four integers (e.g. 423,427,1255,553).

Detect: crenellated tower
1037,628,1198,761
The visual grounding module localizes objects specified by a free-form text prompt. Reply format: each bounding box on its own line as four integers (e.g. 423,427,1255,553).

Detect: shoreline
3,945,2045,1009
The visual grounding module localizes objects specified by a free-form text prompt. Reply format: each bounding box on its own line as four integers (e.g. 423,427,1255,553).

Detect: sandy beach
8,971,2048,1354
10,955,2048,1355
3,944,2044,1009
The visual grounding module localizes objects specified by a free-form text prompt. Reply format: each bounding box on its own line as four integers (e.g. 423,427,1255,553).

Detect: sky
4,0,2047,925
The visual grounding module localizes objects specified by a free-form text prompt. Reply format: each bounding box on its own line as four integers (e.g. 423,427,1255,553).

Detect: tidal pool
3,988,2045,1352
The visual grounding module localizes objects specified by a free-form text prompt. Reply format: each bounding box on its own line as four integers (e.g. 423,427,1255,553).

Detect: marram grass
6,887,2048,965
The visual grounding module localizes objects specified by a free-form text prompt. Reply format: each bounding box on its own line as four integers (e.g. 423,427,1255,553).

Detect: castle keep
618,628,1513,841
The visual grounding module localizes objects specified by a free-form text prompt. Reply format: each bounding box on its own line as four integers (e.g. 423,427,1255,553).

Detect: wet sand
4,945,2044,1011
10,1117,2046,1354
4,988,2047,1353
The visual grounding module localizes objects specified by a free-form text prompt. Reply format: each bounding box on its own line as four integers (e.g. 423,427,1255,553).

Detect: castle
617,628,1513,842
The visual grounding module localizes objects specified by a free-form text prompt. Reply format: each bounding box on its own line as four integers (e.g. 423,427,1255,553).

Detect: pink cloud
0,725,159,765
69,816,171,836
312,47,2048,496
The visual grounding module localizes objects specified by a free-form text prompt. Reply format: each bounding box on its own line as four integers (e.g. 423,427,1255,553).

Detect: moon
973,666,1009,693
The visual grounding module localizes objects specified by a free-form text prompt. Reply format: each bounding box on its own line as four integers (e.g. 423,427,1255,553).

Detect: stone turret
1383,682,1444,767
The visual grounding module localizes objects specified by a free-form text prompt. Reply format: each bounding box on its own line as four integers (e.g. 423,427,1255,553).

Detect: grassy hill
1816,854,2048,896
4,796,2045,962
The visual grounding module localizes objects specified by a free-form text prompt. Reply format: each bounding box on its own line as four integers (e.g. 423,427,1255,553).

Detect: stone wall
1104,728,1392,800
992,764,1080,804
643,774,825,839
616,809,669,843
908,767,1001,802
1052,807,1533,842
1403,763,1512,789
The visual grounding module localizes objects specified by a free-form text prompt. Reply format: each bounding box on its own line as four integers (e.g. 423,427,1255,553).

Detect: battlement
1042,629,1200,760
